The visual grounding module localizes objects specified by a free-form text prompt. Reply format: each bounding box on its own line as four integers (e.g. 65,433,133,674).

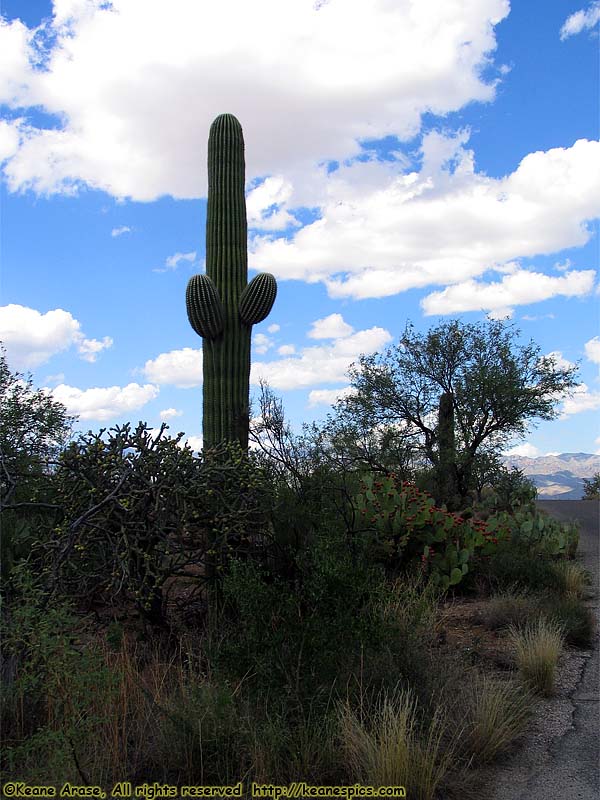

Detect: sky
0,0,599,459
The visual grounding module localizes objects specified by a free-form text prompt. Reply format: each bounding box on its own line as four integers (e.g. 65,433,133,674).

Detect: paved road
486,500,599,800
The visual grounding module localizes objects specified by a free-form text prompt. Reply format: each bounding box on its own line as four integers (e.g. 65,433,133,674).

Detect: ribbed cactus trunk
436,392,458,509
186,114,277,452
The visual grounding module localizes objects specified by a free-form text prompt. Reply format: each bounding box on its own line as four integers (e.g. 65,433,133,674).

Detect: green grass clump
509,619,564,696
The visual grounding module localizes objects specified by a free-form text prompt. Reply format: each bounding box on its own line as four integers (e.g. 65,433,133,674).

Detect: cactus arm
239,273,277,325
186,274,225,339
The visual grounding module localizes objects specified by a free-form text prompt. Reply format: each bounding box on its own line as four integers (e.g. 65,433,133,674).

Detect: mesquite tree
186,114,277,451
336,319,580,507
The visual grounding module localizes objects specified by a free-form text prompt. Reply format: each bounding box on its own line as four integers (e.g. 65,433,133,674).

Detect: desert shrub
582,472,600,500
481,585,594,648
249,711,340,784
477,507,580,592
1,566,117,782
151,681,247,784
0,347,75,588
480,544,559,593
486,508,578,558
482,467,537,513
216,526,390,709
41,423,273,626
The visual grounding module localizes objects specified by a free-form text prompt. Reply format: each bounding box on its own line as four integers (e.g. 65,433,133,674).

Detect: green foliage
1,566,116,781
582,471,600,500
250,383,366,575
481,466,538,513
217,528,389,708
486,507,578,558
338,318,580,504
480,508,580,593
0,345,76,585
154,681,246,783
354,473,496,590
186,114,277,450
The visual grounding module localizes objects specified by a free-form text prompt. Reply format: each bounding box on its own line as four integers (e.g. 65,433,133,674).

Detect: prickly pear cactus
186,114,277,450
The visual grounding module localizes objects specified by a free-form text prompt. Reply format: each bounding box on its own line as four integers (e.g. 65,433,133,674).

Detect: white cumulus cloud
308,386,357,407
0,303,112,368
0,0,509,199
153,251,197,273
584,336,600,364
159,407,183,420
253,333,273,354
111,225,131,237
504,443,541,458
277,344,296,356
560,2,600,39
251,326,392,390
48,382,159,421
142,347,202,388
559,383,600,418
251,137,600,302
545,351,576,371
421,269,595,316
247,176,300,231
308,313,354,339
185,435,203,453
77,336,114,362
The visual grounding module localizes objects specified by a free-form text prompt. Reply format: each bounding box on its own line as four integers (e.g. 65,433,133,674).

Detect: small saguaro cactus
437,391,458,508
186,114,277,451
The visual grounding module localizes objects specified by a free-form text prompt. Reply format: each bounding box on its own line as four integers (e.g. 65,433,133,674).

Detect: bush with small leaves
1,566,116,782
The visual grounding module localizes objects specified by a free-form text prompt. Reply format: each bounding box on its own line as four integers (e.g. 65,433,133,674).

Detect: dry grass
551,561,590,599
84,635,183,781
481,591,538,631
338,687,455,800
508,619,564,696
459,673,533,763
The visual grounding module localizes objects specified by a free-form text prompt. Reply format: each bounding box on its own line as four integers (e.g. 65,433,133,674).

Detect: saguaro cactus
437,391,457,508
186,114,277,451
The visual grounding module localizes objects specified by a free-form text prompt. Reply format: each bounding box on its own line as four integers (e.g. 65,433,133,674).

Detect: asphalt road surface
486,500,599,800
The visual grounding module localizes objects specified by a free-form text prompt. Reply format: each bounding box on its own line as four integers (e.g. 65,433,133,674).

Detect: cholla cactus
186,114,277,450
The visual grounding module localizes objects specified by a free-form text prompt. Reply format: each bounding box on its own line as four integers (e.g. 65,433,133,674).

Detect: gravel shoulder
482,500,599,800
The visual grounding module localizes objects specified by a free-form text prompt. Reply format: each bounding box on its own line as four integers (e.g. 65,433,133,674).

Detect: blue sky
1,0,599,457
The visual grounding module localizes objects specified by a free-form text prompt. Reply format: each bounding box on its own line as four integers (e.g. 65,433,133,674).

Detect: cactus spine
186,114,277,451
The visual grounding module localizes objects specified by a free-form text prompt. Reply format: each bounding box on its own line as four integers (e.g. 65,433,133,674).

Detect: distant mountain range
502,452,600,500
